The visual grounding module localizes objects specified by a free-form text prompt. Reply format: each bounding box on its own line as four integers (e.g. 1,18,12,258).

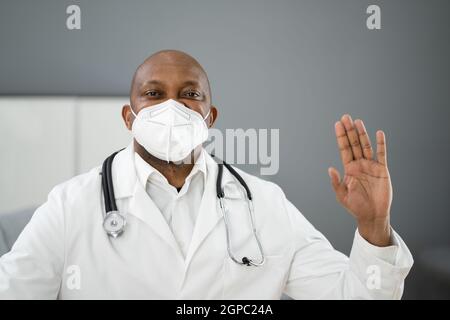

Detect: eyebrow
180,80,201,87
140,79,202,89
139,80,164,89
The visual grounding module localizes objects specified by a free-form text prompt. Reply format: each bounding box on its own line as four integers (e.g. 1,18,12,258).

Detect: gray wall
1,0,450,298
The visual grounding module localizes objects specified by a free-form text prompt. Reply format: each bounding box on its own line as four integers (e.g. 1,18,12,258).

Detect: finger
335,121,353,166
354,119,373,160
341,114,363,160
328,167,341,190
328,167,347,199
376,130,387,166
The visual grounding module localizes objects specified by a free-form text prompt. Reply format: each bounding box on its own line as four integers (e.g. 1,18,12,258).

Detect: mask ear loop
130,106,138,118
203,109,211,122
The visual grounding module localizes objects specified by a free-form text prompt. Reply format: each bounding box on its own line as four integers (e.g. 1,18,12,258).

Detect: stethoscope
100,150,265,267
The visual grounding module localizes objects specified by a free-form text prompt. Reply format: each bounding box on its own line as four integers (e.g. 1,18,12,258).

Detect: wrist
357,217,391,247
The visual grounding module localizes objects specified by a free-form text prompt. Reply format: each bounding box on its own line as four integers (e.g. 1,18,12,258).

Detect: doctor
0,50,412,299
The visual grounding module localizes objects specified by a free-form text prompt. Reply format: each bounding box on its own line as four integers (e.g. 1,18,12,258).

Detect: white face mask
130,99,210,162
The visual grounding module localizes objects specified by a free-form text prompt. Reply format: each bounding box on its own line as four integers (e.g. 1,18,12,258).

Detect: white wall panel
77,97,131,174
0,96,130,214
0,97,76,213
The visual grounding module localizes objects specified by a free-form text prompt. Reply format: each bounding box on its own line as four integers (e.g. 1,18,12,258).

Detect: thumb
328,167,341,192
328,167,347,201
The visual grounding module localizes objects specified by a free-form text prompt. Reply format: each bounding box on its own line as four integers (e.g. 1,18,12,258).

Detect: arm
0,187,65,299
283,198,413,299
284,114,413,299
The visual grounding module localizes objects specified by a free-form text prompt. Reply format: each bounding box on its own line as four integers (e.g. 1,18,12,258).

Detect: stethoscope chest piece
103,211,126,238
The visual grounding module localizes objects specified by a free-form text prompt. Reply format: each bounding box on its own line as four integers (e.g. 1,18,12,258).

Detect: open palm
328,115,392,224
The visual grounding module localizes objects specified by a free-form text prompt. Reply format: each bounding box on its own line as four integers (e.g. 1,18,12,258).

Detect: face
122,56,218,131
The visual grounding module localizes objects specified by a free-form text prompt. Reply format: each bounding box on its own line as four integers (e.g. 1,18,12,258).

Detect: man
0,50,413,299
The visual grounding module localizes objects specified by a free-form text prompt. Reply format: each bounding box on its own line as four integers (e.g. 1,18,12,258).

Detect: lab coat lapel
183,154,233,270
127,181,183,257
114,143,183,258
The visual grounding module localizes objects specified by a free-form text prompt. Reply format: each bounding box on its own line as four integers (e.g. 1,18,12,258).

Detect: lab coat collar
110,143,137,199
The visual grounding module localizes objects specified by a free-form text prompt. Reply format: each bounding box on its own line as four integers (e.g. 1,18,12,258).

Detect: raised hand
328,114,392,246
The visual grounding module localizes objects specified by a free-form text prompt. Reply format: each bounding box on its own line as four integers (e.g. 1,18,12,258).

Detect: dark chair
0,207,35,256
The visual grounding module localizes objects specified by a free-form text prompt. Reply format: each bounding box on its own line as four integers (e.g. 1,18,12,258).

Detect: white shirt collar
134,149,208,192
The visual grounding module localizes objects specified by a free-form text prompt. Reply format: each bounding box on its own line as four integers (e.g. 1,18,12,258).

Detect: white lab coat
0,144,413,299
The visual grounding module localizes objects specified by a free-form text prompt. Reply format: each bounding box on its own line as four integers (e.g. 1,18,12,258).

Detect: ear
207,105,218,128
121,104,134,131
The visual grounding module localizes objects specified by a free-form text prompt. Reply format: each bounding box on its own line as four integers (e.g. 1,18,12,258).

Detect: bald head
123,49,218,137
129,50,212,106
121,49,218,172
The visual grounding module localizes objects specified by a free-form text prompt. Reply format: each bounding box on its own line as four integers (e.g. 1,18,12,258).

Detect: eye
145,90,160,97
183,90,200,98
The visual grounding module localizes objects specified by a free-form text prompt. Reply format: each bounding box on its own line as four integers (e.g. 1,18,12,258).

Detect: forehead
134,61,208,89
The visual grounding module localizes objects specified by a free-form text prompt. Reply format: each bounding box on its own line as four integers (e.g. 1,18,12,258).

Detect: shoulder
231,166,285,199
48,166,102,207
203,152,286,203
227,166,316,229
